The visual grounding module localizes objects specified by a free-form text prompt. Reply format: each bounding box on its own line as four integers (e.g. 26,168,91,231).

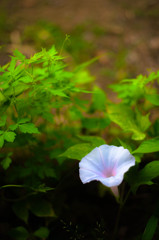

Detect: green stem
112,202,123,240
112,185,131,240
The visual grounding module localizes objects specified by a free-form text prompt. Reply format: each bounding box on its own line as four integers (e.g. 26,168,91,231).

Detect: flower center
103,167,116,178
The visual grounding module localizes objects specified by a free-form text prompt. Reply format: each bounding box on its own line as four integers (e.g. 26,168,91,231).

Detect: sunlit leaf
4,131,16,142
61,143,98,160
19,123,40,134
133,138,159,153
146,94,159,106
108,104,147,140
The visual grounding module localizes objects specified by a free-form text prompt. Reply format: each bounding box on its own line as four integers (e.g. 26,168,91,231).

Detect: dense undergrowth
0,44,159,240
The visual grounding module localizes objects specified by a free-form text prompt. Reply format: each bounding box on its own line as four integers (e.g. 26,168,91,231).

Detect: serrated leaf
9,124,18,131
13,49,26,62
4,131,16,142
19,123,40,134
1,157,12,170
18,118,30,124
34,227,49,238
19,76,32,83
61,143,97,160
142,215,158,240
133,138,159,154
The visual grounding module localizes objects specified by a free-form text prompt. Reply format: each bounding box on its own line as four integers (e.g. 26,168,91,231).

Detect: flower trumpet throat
79,145,135,190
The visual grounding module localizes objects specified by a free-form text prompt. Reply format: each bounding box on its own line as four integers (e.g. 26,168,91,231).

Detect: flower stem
112,184,130,240
112,202,123,240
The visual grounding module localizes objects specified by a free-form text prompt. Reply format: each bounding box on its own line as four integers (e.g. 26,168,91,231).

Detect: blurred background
0,0,159,92
0,1,159,239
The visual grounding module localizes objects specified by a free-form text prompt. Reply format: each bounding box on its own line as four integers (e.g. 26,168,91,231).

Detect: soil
1,0,159,77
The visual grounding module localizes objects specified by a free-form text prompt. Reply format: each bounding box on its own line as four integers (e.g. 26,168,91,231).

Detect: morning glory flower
79,145,135,195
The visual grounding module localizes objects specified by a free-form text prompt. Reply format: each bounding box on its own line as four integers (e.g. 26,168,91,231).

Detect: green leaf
12,201,29,223
61,143,97,160
8,57,16,72
146,94,159,106
0,135,4,148
92,86,107,111
129,161,159,192
133,138,159,154
1,157,12,170
117,138,132,152
78,135,106,146
19,123,40,134
82,117,110,130
74,70,94,84
142,215,158,240
4,131,16,142
34,227,49,238
13,49,26,62
9,226,29,240
0,115,7,127
108,104,147,140
135,110,151,132
18,118,30,124
9,124,18,131
29,199,55,217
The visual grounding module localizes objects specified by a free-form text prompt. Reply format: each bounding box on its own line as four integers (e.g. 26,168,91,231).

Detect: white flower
79,145,135,189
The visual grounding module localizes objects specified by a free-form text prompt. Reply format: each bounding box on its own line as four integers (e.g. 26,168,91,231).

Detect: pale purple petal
79,147,105,175
98,174,124,187
79,144,135,188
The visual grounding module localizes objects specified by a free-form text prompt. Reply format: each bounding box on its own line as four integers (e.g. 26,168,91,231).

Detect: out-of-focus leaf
146,94,159,106
0,135,4,148
78,135,106,146
74,70,94,84
0,115,7,127
9,226,29,240
82,117,110,130
12,201,29,223
34,227,49,238
1,157,12,169
29,199,55,217
92,86,107,111
142,215,158,240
